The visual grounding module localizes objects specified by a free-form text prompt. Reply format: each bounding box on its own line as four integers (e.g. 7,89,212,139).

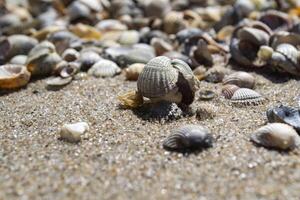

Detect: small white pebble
59,122,89,143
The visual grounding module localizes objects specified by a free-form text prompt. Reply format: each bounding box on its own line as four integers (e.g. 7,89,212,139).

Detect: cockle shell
267,105,300,133
88,59,121,78
230,88,264,105
60,122,89,143
221,84,240,99
223,71,255,89
125,63,145,81
250,123,300,150
163,125,213,151
0,64,31,89
137,56,198,105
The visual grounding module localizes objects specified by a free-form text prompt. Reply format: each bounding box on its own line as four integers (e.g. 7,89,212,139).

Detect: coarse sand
0,67,300,200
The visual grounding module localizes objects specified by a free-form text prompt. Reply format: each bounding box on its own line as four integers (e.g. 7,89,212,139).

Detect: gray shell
163,125,213,151
223,71,255,89
230,88,264,105
250,123,300,150
88,59,121,78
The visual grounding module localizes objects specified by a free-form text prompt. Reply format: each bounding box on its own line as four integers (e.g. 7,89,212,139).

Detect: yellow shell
69,23,102,40
0,64,31,89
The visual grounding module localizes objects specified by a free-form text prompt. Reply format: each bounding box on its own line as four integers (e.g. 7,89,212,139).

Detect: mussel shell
223,71,255,89
230,88,264,105
0,64,31,89
267,105,300,133
250,123,300,150
163,125,213,151
88,59,121,78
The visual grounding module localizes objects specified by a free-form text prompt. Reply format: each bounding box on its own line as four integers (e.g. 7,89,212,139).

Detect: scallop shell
267,105,300,133
223,72,255,89
0,64,31,89
163,125,213,151
230,88,264,105
125,63,145,81
250,123,300,150
88,59,121,78
221,84,240,99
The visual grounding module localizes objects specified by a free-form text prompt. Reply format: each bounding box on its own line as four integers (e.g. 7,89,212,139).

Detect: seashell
183,9,205,29
250,123,300,150
125,63,145,81
176,28,203,44
0,64,31,89
0,35,38,62
96,19,127,32
26,41,62,77
221,84,240,99
118,90,144,109
118,30,140,46
223,72,255,89
79,0,102,12
205,65,229,83
62,48,80,62
150,37,173,56
199,90,215,101
0,13,21,30
59,122,89,143
259,10,291,32
230,88,264,105
163,11,187,34
78,50,102,71
47,30,79,55
163,125,213,151
269,32,300,49
193,66,206,80
137,56,198,105
9,55,28,65
116,47,156,67
196,104,216,120
32,26,63,41
216,25,234,43
267,105,300,133
69,23,102,40
139,28,169,44
144,0,171,18
60,62,80,78
67,1,91,23
88,59,121,78
163,51,190,64
45,76,72,88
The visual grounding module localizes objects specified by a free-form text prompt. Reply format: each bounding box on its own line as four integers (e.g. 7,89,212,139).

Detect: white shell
60,122,89,143
251,123,300,150
223,72,255,89
230,88,264,105
88,59,121,78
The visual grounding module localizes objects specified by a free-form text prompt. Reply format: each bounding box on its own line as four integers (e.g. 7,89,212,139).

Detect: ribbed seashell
88,59,121,78
60,62,80,78
78,50,102,71
223,72,255,89
137,56,197,105
163,125,213,151
9,55,28,65
163,11,186,34
46,76,72,88
118,30,140,46
0,64,31,89
0,35,38,62
125,63,145,81
150,37,173,56
230,88,264,105
96,19,127,32
267,105,300,133
62,48,79,62
144,0,171,18
221,84,240,99
250,123,300,150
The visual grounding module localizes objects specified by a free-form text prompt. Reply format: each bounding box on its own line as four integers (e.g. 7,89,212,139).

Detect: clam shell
230,88,264,105
221,84,240,99
88,59,121,78
259,10,291,31
9,55,28,65
163,125,213,151
267,105,300,133
0,64,31,89
223,72,255,89
125,63,145,81
96,19,127,32
118,30,140,46
250,123,300,150
60,62,80,78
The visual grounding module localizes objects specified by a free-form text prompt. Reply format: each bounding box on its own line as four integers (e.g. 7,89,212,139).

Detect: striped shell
163,125,213,151
250,123,300,150
223,71,255,89
230,88,264,105
0,64,31,89
221,84,240,99
88,60,121,78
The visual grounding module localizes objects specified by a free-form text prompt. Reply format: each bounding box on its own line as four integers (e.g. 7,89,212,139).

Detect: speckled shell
230,88,264,105
163,125,213,151
267,105,300,133
221,84,240,99
250,123,300,150
137,56,179,98
88,59,121,78
223,72,255,89
0,64,31,89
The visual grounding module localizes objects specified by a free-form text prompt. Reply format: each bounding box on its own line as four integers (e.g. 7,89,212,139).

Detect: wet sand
0,68,300,200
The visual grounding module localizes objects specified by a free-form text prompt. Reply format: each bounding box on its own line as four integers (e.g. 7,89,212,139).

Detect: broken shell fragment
250,123,300,150
59,122,89,143
163,125,213,151
0,64,31,89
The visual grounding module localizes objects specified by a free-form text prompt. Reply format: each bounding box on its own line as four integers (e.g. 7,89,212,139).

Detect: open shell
0,64,31,89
